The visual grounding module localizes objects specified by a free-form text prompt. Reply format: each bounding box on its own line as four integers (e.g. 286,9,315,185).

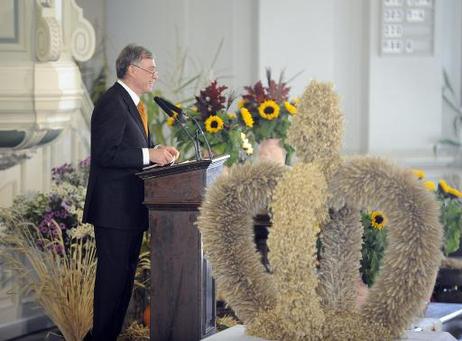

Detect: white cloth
202,325,457,341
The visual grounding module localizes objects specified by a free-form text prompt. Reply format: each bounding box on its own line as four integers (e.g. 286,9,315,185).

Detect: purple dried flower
54,244,64,256
51,163,75,184
39,224,49,234
79,157,91,168
50,228,59,238
61,209,68,218
44,212,53,221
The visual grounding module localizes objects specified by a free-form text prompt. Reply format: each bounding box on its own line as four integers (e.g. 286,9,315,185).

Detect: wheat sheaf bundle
0,212,96,341
197,80,442,340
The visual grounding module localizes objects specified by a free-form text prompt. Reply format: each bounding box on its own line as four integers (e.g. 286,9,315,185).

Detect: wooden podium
137,155,229,341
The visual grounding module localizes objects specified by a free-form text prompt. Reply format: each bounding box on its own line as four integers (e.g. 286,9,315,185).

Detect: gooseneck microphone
153,96,185,123
153,96,214,161
154,96,200,160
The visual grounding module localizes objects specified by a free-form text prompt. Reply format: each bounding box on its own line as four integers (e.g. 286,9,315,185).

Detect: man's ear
126,65,135,78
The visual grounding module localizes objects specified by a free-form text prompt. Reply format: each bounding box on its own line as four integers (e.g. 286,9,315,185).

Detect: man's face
131,57,158,95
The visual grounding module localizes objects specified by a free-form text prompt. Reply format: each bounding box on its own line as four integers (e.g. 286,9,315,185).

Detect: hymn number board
381,0,434,56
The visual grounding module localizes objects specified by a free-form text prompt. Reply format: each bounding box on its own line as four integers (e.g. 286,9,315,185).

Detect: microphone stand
153,96,212,161
154,96,202,161
193,128,202,161
186,113,214,160
178,119,201,161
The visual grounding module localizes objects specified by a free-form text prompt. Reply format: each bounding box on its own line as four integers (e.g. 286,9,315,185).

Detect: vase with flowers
411,169,462,256
168,80,253,166
238,69,298,164
358,169,462,287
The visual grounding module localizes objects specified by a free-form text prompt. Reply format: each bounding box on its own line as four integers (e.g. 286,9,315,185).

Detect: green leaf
437,139,462,147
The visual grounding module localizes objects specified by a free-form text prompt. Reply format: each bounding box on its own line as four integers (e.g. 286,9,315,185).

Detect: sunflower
411,169,426,179
237,99,247,109
258,100,280,120
448,187,462,198
284,101,297,115
291,97,301,105
423,181,436,192
240,107,254,127
370,211,387,230
204,115,224,133
439,179,450,194
166,112,178,126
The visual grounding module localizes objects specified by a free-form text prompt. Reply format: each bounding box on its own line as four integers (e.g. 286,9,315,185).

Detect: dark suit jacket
83,82,153,230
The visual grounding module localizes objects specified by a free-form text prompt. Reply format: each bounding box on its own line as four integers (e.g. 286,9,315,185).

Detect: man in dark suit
83,44,179,340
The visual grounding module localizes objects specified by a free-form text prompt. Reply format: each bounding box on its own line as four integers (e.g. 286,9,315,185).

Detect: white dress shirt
117,79,150,165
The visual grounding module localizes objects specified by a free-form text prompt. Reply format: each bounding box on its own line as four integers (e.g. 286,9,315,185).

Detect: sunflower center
374,216,383,224
264,107,274,114
211,120,218,128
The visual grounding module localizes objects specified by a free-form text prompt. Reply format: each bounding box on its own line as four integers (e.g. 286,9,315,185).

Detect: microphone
153,96,185,123
153,96,214,161
154,96,200,160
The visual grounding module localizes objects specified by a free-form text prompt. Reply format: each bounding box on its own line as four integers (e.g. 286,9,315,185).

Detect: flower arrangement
412,169,462,256
5,158,92,253
238,69,298,160
360,211,388,287
360,169,462,288
169,80,253,165
0,218,96,341
0,157,95,340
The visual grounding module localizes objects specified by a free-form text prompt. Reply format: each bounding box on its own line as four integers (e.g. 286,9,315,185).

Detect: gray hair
116,44,153,79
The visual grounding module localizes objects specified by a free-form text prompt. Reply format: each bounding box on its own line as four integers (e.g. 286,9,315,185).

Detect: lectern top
136,155,229,180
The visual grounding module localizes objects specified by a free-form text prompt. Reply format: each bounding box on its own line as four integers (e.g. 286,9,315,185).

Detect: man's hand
149,146,180,166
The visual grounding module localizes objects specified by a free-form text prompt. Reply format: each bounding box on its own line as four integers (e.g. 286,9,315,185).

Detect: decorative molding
42,146,51,191
0,0,19,43
0,150,34,171
0,0,28,52
15,129,48,149
35,16,62,62
70,22,95,62
67,0,96,62
40,0,54,8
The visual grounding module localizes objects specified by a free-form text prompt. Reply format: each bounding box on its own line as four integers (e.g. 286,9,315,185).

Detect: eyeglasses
131,64,158,77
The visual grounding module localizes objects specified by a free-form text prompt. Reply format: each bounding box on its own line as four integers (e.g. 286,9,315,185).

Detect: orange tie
137,101,148,136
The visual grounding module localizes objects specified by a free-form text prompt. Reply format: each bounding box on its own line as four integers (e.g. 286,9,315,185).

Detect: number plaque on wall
381,0,434,56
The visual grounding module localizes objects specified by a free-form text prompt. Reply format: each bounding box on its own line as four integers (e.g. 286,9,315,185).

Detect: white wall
367,0,442,156
258,0,335,90
440,0,462,142
441,0,461,103
333,0,370,154
258,0,370,153
105,0,258,98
